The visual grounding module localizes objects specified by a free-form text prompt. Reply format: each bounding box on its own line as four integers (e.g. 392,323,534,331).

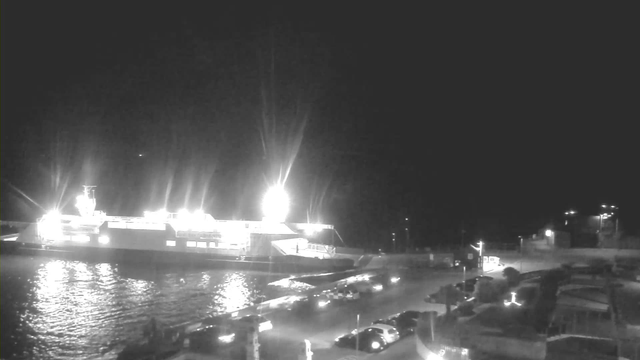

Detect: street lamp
564,210,577,226
405,227,410,252
599,204,619,234
391,232,396,253
262,186,289,222
470,240,483,273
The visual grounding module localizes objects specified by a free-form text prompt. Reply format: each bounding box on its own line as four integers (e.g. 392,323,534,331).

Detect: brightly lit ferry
3,186,361,272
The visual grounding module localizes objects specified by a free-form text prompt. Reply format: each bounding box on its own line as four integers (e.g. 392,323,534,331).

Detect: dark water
0,255,292,360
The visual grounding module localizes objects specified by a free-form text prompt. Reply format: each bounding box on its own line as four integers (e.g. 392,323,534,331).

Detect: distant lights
144,209,169,220
98,235,110,244
545,229,554,237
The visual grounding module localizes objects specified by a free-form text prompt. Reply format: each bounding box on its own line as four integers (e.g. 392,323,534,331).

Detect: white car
367,324,400,344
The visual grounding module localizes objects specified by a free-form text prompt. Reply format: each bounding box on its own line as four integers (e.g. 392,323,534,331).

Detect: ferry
0,186,363,273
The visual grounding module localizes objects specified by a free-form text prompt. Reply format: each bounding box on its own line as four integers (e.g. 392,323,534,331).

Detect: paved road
177,256,562,359
257,269,471,360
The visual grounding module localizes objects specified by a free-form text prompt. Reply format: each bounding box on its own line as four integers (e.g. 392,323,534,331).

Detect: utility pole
355,313,360,353
471,241,484,274
402,216,411,252
392,232,396,253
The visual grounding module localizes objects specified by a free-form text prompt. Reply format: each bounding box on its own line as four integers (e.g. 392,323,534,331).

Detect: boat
0,186,363,273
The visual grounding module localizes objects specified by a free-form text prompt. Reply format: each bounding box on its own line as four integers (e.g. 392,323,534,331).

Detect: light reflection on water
0,255,286,360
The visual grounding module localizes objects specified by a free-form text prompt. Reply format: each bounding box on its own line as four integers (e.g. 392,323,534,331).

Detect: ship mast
76,185,97,217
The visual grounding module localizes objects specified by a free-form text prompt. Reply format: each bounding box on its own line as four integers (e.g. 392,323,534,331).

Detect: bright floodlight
262,186,289,222
46,210,61,219
178,208,190,220
545,229,554,237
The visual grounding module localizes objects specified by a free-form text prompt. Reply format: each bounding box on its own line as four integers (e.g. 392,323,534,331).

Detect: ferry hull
0,240,355,274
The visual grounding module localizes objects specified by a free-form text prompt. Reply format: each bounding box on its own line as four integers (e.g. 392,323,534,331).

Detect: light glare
262,186,289,222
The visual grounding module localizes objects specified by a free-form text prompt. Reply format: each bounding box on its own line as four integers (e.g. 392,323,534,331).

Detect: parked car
454,276,494,293
184,323,236,353
334,285,360,301
425,286,468,304
367,324,401,344
352,281,384,294
289,294,332,314
372,310,420,337
235,315,273,333
335,328,388,353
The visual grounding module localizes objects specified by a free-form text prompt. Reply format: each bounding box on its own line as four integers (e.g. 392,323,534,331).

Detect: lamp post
405,227,410,252
403,217,410,252
392,232,396,253
599,204,619,239
470,240,483,274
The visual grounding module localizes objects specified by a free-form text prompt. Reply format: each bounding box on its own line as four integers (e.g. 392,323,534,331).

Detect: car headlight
373,284,384,291
371,341,381,350
218,333,235,344
318,300,329,307
390,276,400,283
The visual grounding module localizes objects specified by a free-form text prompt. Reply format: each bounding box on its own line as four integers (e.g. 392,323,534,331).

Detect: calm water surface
0,255,292,359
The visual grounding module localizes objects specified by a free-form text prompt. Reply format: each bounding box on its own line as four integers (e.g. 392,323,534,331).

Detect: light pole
518,236,525,272
563,209,577,226
391,232,396,253
600,204,619,242
405,227,410,252
470,240,483,274
403,217,410,252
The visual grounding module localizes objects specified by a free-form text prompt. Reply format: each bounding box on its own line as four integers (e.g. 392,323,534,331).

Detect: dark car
372,310,420,337
454,276,494,293
185,323,237,353
289,295,332,315
334,328,389,353
235,315,273,333
425,286,468,304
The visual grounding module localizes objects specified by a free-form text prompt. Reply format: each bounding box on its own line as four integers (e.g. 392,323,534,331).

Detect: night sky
2,4,637,249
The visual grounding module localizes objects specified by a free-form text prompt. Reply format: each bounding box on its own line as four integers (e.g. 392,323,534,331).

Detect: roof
368,323,395,331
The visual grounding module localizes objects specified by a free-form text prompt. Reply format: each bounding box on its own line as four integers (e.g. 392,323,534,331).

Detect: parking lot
250,268,473,360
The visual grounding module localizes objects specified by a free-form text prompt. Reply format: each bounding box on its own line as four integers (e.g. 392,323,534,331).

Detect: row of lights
49,185,293,224
563,204,618,216
141,186,290,223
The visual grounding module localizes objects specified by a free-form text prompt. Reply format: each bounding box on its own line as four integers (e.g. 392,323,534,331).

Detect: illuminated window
166,240,176,247
186,241,196,248
197,242,207,249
